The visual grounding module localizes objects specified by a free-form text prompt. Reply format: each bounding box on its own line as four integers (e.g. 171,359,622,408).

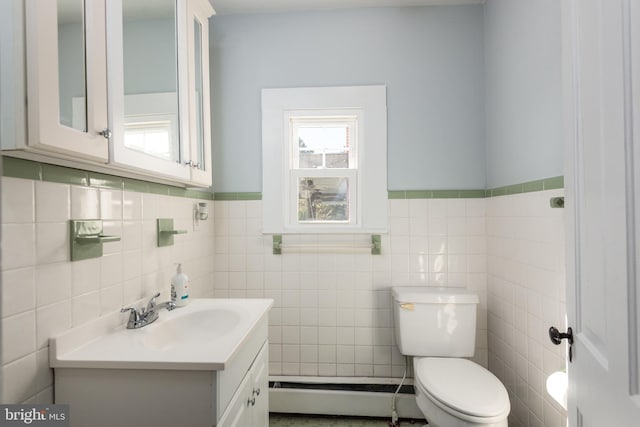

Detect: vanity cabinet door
250,343,269,426
24,0,109,162
216,342,269,427
217,373,253,427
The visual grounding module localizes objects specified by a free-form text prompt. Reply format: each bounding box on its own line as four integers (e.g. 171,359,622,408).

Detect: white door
563,0,640,426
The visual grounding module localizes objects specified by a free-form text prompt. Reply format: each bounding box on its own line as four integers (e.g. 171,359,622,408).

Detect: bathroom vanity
50,299,272,427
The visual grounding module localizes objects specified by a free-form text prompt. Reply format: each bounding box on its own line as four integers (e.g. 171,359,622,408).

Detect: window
262,86,387,234
290,115,358,225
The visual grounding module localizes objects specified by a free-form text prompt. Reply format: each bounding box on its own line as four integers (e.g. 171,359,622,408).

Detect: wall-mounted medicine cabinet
0,0,214,187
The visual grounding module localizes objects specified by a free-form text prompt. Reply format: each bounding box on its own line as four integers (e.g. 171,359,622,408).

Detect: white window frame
262,86,388,234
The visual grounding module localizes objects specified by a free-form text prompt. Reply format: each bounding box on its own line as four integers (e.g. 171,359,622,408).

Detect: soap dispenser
171,263,190,307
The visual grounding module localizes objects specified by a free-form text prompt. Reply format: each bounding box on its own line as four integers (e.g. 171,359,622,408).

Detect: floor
269,414,426,426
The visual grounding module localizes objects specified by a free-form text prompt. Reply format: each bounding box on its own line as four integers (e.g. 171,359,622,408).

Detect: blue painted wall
484,0,563,188
209,6,486,192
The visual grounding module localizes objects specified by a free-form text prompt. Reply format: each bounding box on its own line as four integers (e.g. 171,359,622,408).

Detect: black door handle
549,326,573,345
549,326,574,362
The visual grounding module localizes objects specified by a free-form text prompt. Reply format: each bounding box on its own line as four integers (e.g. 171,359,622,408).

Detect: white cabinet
54,338,269,427
0,0,214,187
218,343,269,427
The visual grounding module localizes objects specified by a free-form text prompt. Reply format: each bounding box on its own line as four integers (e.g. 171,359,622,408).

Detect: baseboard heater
268,378,424,420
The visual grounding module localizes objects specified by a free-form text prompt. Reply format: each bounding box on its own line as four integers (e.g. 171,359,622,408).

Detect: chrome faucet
157,300,177,311
120,292,175,329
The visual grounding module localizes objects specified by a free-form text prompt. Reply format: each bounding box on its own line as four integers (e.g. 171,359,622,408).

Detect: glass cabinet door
187,0,213,186
107,0,190,181
26,0,108,161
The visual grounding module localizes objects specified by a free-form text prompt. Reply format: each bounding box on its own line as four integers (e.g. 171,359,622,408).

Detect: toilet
392,286,510,427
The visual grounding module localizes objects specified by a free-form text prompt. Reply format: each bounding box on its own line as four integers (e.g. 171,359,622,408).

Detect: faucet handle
145,292,161,313
121,306,139,317
121,306,141,327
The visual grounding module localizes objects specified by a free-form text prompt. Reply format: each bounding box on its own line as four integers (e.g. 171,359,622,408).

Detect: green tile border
43,164,89,186
543,176,564,190
88,172,123,190
214,192,262,201
2,157,42,181
123,178,149,193
1,156,214,200
389,176,563,200
486,176,564,197
2,156,561,201
388,189,488,199
202,176,564,201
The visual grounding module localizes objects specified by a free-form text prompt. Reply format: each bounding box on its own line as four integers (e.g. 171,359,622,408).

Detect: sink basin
142,308,241,350
49,298,273,370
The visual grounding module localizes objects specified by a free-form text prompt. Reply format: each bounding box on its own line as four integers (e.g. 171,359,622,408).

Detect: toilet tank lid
391,286,479,304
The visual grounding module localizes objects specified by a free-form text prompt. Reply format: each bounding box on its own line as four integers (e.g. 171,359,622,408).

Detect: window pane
298,177,349,222
298,127,350,168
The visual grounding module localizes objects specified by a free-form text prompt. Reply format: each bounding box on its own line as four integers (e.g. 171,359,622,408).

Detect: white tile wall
1,175,567,422
0,177,215,403
213,198,488,379
486,189,567,427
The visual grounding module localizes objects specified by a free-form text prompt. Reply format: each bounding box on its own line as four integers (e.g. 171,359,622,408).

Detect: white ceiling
209,0,485,15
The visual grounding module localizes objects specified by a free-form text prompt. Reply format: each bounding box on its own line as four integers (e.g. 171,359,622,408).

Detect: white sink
142,307,241,350
50,298,273,370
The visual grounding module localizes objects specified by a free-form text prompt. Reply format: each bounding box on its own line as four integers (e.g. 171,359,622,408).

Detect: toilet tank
392,286,479,357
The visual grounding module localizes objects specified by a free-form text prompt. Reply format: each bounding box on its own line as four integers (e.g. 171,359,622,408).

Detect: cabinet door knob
98,128,112,139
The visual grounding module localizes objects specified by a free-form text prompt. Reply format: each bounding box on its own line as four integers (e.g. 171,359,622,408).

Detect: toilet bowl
391,286,510,427
412,357,509,427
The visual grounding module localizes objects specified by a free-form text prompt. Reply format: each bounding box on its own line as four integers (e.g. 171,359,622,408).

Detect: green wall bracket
371,234,382,255
550,197,565,208
70,220,121,261
272,235,282,255
157,218,188,247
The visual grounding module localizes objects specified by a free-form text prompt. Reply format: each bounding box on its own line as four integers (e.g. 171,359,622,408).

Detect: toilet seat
414,357,510,420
